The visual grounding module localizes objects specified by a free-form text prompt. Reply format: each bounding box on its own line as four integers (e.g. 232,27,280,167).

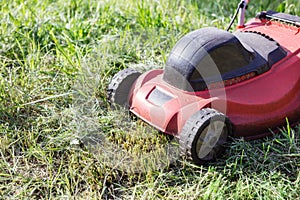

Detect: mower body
129,11,300,139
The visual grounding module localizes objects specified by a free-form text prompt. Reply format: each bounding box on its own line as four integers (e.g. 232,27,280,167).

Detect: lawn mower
107,0,300,164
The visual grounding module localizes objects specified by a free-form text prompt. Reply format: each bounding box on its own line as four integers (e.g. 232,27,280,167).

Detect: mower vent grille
206,71,257,90
257,10,300,27
243,31,279,45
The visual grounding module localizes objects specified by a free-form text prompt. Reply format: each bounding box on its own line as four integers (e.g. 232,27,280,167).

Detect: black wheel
107,68,141,108
179,108,232,164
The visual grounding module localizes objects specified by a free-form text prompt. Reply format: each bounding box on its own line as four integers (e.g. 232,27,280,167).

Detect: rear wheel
179,108,232,164
107,68,141,108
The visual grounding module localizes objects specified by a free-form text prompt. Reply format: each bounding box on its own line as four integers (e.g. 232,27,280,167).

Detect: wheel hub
196,121,228,160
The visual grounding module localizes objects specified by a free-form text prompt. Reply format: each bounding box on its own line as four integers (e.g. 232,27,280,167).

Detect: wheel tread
107,68,141,107
179,108,232,164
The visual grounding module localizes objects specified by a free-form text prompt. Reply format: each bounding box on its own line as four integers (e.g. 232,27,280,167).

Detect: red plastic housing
129,16,300,140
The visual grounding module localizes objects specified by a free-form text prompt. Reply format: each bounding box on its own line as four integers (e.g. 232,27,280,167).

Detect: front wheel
107,68,141,108
179,108,232,164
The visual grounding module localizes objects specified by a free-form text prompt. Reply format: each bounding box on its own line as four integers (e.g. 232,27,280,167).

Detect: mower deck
107,6,300,164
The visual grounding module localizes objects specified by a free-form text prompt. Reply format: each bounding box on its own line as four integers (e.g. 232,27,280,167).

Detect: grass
0,0,299,199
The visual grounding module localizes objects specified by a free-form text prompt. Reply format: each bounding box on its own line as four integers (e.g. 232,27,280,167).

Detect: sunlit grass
0,0,299,199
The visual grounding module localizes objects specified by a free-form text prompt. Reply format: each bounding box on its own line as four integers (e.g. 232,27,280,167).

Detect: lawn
0,0,299,199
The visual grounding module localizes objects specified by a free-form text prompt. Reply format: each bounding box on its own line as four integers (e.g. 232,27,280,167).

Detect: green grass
0,0,299,199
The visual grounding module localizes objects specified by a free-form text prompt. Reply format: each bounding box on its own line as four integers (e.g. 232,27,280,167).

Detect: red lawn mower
107,0,300,164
